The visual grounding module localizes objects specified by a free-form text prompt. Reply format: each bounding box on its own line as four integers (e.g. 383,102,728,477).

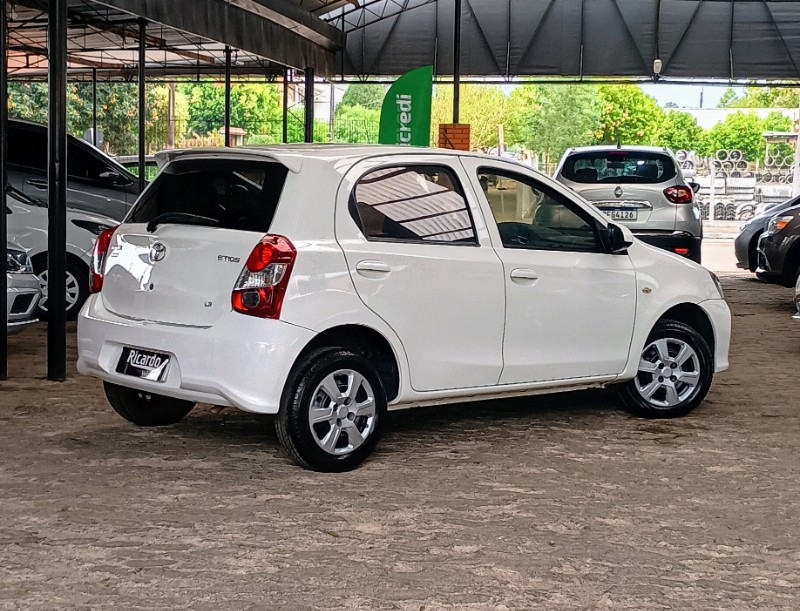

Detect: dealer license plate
116,347,170,382
607,210,638,221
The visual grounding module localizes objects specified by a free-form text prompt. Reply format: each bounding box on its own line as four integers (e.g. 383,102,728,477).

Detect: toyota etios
77,146,731,471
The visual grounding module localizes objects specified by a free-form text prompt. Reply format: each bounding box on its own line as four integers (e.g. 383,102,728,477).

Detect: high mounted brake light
231,235,296,319
89,226,117,293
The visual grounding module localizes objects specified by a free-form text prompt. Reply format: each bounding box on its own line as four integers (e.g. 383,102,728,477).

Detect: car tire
620,320,713,419
103,382,196,427
276,348,386,472
34,256,90,321
748,231,761,273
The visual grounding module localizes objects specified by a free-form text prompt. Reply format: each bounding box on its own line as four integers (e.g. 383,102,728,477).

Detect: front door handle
356,260,391,277
510,268,538,285
27,178,48,190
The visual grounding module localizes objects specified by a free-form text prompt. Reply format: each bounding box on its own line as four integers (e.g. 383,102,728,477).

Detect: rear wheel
620,320,713,419
104,382,196,427
276,349,386,472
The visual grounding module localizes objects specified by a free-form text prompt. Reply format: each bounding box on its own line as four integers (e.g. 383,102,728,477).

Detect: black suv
7,118,140,221
756,203,800,286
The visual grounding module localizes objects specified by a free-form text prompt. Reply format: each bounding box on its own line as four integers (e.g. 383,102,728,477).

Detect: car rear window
560,151,677,184
126,158,288,232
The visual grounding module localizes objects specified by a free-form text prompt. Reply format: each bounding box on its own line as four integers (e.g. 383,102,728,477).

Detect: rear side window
7,126,47,171
351,165,477,244
126,158,288,232
561,151,677,184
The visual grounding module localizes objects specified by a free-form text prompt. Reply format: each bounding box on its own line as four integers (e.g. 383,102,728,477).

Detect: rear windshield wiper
146,212,220,233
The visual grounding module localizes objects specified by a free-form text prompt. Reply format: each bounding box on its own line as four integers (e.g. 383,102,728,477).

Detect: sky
639,83,744,109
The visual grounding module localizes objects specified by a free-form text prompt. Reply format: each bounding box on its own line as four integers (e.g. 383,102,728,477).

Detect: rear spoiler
153,148,302,174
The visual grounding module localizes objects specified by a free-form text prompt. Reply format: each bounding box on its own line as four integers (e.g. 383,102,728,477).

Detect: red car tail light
663,185,693,204
89,226,117,294
231,235,296,319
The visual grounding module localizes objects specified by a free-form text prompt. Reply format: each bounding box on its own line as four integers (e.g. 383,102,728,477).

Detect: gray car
6,246,40,335
554,145,702,262
735,195,800,272
756,203,800,286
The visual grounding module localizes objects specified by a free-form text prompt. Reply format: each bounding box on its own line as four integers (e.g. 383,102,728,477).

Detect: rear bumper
634,232,702,263
77,295,316,414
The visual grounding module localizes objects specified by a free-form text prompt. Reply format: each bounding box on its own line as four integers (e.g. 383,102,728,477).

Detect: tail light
89,226,117,293
663,186,693,204
232,235,296,319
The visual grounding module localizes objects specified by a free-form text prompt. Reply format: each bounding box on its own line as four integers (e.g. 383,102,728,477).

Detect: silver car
554,145,703,263
6,246,40,335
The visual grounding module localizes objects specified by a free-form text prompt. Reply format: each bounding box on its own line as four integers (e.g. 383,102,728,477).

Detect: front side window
478,169,600,252
352,165,477,244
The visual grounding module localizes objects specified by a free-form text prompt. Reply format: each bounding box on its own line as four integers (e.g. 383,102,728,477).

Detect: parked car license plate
116,347,170,382
607,210,638,221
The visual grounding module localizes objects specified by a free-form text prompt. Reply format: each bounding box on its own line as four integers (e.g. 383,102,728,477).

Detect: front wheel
104,382,196,427
620,320,713,419
34,257,89,320
276,349,386,472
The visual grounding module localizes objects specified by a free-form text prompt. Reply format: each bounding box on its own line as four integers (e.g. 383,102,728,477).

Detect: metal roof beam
92,0,339,73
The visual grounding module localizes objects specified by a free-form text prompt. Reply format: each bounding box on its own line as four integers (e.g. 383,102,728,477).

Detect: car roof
154,144,546,175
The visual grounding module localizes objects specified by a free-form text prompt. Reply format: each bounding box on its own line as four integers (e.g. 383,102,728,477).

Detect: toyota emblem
614,186,623,198
149,242,167,263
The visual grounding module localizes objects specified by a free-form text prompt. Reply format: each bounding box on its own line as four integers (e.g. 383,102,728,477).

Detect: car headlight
6,249,33,274
767,215,794,235
71,219,114,236
709,271,725,300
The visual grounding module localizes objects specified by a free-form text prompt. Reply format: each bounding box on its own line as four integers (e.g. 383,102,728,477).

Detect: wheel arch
292,324,402,402
31,249,90,275
656,302,715,366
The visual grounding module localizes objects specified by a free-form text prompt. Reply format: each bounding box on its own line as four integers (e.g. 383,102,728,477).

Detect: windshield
126,158,288,232
561,151,677,184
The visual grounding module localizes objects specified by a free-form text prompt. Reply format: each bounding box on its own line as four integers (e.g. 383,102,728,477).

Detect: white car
6,244,40,335
77,146,731,471
7,187,116,318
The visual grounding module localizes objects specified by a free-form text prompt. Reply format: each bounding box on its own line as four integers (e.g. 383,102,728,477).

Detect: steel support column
47,0,68,381
304,67,314,143
0,2,8,379
138,18,146,193
224,46,232,147
92,68,97,146
282,67,290,143
453,0,462,124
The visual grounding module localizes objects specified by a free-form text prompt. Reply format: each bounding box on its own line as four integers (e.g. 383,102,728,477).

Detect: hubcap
38,269,80,312
635,338,701,408
308,369,377,456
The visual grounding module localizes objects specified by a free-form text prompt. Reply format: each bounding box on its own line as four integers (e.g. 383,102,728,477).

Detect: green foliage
724,87,800,109
596,85,665,145
339,84,386,111
431,84,506,148
700,112,766,161
502,85,538,148
507,85,600,163
334,104,380,143
180,81,282,138
718,88,740,108
658,111,704,153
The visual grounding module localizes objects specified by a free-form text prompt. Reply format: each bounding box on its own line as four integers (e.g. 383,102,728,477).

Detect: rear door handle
27,178,48,190
356,260,391,277
510,268,538,285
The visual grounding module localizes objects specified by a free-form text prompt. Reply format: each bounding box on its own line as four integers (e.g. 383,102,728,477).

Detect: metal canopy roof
324,0,800,82
7,0,348,79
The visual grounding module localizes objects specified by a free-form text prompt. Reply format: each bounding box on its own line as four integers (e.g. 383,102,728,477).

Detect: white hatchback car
77,146,731,471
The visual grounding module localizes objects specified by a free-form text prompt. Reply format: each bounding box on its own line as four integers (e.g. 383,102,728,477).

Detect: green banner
378,65,433,146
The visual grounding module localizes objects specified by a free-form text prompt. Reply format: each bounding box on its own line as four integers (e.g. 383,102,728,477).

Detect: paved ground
2,242,800,609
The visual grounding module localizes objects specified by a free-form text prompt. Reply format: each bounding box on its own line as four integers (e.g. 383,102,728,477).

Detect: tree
338,84,386,111
596,85,665,145
430,84,506,149
727,87,800,109
502,85,538,147
510,85,600,164
658,111,704,153
718,88,740,108
180,81,282,138
700,112,766,161
334,104,380,143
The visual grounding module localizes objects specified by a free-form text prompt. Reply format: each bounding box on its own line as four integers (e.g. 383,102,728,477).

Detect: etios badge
149,242,167,263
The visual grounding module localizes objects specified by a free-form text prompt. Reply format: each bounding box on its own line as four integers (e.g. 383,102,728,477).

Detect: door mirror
98,168,121,184
688,181,701,194
605,223,633,254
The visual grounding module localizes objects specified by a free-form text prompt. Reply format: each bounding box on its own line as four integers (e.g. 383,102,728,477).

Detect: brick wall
438,124,471,151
